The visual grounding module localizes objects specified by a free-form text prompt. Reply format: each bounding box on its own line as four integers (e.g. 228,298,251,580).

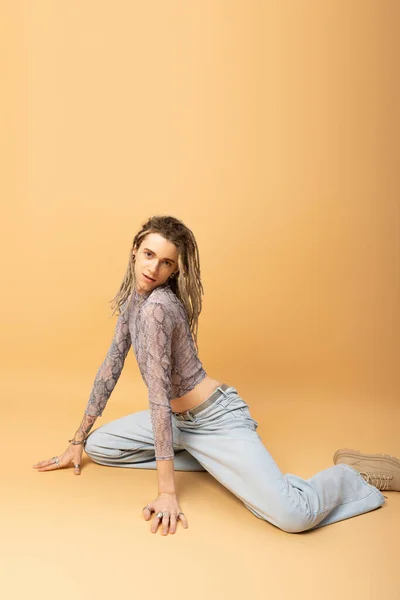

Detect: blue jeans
84,384,385,533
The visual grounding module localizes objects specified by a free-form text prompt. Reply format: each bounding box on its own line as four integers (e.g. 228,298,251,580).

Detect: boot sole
333,448,400,469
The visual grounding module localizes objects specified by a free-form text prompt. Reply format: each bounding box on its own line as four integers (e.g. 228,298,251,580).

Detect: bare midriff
170,375,224,414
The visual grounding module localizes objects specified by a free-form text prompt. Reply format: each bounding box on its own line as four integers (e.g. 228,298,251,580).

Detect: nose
148,260,159,276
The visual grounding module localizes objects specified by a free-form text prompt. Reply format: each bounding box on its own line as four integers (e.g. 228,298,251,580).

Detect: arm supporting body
156,458,176,494
73,302,132,442
141,302,177,491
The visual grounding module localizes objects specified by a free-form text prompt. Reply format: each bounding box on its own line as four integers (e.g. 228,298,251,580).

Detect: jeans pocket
231,406,259,430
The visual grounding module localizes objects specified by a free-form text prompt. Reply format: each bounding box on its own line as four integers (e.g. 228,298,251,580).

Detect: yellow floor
2,371,399,600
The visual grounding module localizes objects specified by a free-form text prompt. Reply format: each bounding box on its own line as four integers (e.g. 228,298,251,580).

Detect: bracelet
69,437,87,445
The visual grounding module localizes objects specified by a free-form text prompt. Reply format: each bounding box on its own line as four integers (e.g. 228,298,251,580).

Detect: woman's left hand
142,492,188,535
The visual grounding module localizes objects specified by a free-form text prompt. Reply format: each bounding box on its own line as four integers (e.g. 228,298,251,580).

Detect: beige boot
333,448,400,496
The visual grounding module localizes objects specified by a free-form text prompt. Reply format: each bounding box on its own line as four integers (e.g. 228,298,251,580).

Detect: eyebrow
143,248,176,264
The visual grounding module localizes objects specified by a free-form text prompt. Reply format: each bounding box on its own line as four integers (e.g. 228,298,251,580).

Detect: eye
144,251,171,266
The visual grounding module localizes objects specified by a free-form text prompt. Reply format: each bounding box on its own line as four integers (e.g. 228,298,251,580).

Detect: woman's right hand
33,442,84,475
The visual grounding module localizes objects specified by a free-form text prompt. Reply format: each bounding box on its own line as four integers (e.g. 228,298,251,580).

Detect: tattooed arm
73,301,132,441
71,413,98,443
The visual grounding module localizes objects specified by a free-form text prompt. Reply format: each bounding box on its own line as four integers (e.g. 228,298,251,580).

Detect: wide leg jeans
83,385,385,533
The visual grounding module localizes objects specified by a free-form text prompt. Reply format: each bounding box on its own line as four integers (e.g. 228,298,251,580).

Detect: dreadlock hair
109,215,204,351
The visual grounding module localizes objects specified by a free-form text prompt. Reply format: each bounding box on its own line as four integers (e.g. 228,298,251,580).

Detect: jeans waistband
172,383,230,421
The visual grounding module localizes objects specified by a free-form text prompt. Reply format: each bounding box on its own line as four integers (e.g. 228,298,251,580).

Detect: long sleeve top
84,281,207,460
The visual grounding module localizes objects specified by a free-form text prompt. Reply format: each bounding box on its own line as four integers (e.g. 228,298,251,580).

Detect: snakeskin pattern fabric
85,281,207,460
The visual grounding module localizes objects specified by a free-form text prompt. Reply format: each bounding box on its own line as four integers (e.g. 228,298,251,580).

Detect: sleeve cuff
155,454,175,461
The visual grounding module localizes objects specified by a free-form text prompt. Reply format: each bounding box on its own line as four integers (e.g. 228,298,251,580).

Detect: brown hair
109,215,204,350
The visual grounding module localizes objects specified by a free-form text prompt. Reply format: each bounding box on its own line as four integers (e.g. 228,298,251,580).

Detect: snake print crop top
84,281,207,460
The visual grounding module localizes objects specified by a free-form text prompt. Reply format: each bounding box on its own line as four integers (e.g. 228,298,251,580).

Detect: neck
134,280,169,298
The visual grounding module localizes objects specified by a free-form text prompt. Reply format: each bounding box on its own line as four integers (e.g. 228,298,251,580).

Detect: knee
253,503,313,534
84,430,119,458
276,511,313,533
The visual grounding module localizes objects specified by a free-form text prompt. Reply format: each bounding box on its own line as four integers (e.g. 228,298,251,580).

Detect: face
133,232,179,295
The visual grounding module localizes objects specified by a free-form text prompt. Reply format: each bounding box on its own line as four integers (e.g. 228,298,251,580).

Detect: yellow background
1,2,399,599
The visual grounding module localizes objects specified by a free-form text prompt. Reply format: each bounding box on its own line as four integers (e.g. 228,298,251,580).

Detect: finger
36,455,66,472
36,462,62,472
33,458,56,468
142,505,153,520
161,512,170,536
151,513,162,534
73,463,81,476
178,512,189,529
169,514,177,535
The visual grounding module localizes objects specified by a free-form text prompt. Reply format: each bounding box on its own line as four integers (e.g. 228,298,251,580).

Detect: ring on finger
52,456,60,468
156,512,163,519
162,511,170,518
74,464,80,469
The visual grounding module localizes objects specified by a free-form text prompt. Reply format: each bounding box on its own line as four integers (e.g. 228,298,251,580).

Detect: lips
143,273,155,282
